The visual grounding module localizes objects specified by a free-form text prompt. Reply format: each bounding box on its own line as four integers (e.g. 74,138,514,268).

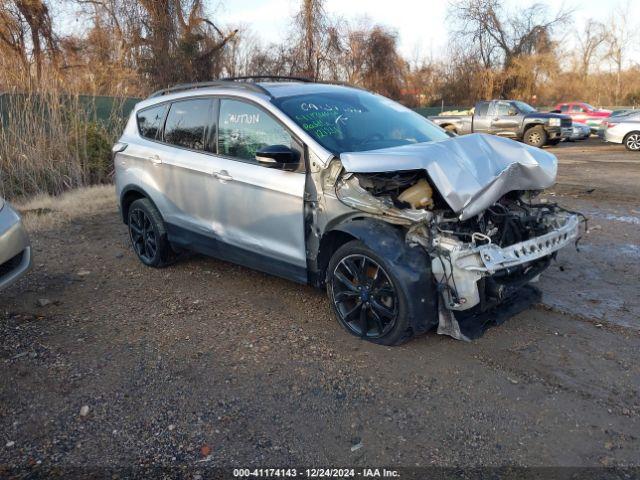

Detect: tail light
603,121,617,129
111,142,128,162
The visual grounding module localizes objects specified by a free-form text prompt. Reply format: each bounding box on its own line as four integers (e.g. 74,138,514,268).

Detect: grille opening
0,251,24,277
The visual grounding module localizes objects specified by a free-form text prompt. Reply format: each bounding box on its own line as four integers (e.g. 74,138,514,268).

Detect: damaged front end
408,197,580,340
331,134,583,341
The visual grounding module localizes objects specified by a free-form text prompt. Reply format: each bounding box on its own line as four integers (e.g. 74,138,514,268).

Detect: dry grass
13,184,117,232
0,64,128,200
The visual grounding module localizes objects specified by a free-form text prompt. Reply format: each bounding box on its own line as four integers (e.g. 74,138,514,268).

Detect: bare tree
576,20,605,79
449,0,570,97
0,0,58,82
291,0,323,79
73,0,237,90
603,2,635,104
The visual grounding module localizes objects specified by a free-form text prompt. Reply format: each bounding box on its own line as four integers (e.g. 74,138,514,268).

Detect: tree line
1,0,639,107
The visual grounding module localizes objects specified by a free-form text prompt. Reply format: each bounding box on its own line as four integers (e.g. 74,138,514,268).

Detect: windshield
583,103,596,110
512,101,537,113
273,90,449,154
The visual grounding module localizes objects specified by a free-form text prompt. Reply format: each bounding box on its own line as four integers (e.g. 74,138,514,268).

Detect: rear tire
524,125,547,148
623,131,640,151
127,198,171,268
326,240,413,346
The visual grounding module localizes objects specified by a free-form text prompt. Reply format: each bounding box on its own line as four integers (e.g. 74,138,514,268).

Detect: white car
602,112,640,151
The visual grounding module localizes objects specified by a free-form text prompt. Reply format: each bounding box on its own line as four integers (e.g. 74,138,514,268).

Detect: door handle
148,154,162,165
212,170,233,182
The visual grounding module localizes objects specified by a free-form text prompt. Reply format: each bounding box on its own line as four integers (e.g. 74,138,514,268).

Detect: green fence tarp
0,93,141,127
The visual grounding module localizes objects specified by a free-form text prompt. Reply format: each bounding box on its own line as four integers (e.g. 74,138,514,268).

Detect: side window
560,105,569,112
475,102,489,117
218,99,294,163
495,102,511,116
164,98,213,151
571,105,584,112
137,104,167,140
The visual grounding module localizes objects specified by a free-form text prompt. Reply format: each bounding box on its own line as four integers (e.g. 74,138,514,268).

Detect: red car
554,102,611,132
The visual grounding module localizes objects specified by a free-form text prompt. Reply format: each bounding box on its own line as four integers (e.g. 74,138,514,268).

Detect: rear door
471,101,491,133
490,101,522,137
141,97,225,235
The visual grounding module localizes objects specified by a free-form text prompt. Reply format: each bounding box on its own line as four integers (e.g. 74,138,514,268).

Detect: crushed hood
339,133,557,220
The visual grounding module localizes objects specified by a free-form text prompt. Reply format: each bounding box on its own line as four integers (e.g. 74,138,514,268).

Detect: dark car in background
429,100,572,148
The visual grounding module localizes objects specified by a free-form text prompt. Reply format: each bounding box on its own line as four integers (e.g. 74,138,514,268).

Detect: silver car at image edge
0,197,31,290
601,112,640,151
113,78,583,345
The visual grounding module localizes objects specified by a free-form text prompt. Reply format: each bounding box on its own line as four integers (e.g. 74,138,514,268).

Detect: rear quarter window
136,104,167,140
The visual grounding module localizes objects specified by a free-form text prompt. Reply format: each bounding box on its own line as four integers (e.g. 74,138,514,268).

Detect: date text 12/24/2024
233,468,400,478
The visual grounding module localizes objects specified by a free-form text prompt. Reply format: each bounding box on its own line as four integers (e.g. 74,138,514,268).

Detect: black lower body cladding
330,219,439,336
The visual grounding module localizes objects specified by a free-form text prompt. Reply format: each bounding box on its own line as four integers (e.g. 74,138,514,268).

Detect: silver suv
114,78,581,345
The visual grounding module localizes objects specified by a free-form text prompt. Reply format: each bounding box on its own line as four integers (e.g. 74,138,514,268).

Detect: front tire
326,241,413,346
624,132,640,151
524,125,547,148
127,198,171,268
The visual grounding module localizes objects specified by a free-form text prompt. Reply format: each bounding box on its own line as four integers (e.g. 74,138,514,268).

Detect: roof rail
221,75,315,83
148,80,272,99
148,76,358,99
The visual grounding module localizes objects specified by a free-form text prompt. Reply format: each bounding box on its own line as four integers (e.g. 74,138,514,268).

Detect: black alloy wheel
330,253,399,339
129,207,158,264
126,198,171,268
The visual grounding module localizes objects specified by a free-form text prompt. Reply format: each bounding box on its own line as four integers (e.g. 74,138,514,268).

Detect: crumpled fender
330,218,438,335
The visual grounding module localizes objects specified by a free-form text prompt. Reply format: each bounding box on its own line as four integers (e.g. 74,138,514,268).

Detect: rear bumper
604,130,625,144
0,204,32,290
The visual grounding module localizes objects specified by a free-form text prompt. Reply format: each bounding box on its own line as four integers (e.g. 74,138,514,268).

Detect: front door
210,98,308,280
490,101,522,137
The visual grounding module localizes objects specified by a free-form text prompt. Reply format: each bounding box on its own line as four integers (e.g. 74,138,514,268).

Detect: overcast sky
211,0,639,66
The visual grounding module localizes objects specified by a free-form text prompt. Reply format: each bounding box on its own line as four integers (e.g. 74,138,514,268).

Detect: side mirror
255,145,300,171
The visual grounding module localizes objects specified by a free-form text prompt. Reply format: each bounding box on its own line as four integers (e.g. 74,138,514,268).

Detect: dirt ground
1,138,639,473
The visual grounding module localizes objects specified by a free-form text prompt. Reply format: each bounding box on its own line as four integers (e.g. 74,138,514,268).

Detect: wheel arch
316,229,358,286
623,130,640,150
522,121,544,135
319,217,439,335
119,185,162,224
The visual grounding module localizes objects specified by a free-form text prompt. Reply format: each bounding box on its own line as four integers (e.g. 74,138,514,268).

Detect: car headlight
549,118,561,127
